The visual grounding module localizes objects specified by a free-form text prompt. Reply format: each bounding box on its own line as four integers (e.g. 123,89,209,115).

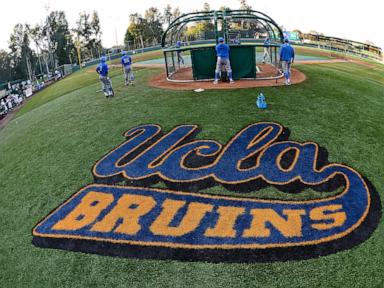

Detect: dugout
161,10,284,82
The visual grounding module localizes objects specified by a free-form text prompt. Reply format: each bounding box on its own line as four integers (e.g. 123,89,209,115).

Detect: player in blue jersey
279,38,295,85
175,41,185,67
96,56,114,97
121,51,134,86
262,37,271,64
214,37,234,84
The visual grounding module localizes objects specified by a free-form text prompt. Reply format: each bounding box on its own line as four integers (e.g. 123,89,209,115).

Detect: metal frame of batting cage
161,9,285,82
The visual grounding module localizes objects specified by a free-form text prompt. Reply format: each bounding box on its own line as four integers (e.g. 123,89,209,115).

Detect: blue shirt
279,43,295,62
264,38,270,47
96,62,108,76
215,43,230,59
121,55,132,67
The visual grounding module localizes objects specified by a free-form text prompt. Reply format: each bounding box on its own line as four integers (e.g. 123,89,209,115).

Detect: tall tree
238,0,252,31
186,23,206,41
74,12,93,59
90,11,102,58
0,50,12,82
144,7,164,44
219,6,232,11
163,4,173,25
45,11,74,66
127,13,146,49
162,5,181,25
8,23,35,80
239,0,252,10
200,3,214,37
172,7,181,20
203,2,211,12
28,24,50,74
123,28,135,50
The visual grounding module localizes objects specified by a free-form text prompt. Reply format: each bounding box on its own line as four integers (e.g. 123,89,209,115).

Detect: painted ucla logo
32,122,380,262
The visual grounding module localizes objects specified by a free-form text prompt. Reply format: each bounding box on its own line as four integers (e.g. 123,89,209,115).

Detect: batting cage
162,10,284,82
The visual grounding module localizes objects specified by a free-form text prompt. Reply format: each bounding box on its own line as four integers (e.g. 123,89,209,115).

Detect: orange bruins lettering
52,191,348,238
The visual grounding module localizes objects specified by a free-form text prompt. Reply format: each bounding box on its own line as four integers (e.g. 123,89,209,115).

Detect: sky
0,0,383,50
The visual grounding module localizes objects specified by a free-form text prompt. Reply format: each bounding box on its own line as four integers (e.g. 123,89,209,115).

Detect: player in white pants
121,51,134,86
96,56,114,97
279,38,295,85
262,37,271,64
213,37,234,84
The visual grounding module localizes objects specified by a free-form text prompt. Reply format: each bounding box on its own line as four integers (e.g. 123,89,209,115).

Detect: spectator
6,96,13,110
54,70,62,80
0,99,8,114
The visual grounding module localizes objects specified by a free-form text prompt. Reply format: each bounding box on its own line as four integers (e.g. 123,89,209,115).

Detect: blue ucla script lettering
94,123,283,182
93,123,349,187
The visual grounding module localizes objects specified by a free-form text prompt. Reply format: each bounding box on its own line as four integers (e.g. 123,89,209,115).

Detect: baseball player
262,37,271,64
176,41,185,67
214,37,234,84
121,51,134,86
96,56,114,97
279,38,295,85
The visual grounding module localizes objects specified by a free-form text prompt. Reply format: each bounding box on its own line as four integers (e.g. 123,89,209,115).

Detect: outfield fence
1,35,381,112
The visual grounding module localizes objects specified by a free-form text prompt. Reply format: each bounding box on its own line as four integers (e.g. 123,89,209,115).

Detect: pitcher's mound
149,65,306,90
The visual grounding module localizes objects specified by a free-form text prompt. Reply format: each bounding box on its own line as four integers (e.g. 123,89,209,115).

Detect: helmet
176,41,181,45
218,37,224,43
100,56,107,63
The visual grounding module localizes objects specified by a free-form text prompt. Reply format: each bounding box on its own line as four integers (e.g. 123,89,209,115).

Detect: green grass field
0,49,383,287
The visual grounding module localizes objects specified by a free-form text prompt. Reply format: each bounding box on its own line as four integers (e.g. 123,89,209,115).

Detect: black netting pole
164,51,169,78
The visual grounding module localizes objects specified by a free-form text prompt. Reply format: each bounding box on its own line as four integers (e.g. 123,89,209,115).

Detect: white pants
281,61,292,81
263,47,270,62
99,76,110,92
215,57,232,74
281,61,291,74
177,52,184,65
123,66,133,83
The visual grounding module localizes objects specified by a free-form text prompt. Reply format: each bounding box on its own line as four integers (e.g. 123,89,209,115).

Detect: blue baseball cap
218,37,224,43
100,56,107,63
284,38,289,43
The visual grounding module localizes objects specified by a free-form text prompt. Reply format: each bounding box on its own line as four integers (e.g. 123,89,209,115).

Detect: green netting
191,46,256,80
230,46,256,79
191,48,217,80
